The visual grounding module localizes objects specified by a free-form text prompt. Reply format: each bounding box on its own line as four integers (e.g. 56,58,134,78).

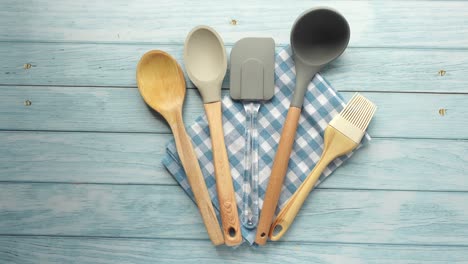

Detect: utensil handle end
269,126,358,241
254,106,302,245
169,110,225,246
205,102,242,246
268,158,327,241
241,103,261,229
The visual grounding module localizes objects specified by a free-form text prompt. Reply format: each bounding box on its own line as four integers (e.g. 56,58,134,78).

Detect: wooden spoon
136,50,224,246
184,26,242,246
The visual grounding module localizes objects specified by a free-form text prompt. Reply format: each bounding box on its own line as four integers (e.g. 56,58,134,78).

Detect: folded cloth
162,46,370,245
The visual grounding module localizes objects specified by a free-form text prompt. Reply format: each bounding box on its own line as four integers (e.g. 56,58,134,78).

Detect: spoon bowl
292,8,350,66
184,26,227,103
136,50,186,116
289,7,350,107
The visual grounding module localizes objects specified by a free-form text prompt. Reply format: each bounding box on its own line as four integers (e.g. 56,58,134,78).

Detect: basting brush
268,93,377,241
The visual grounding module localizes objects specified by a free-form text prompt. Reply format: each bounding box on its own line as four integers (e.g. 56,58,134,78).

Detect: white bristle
329,93,377,143
339,93,376,131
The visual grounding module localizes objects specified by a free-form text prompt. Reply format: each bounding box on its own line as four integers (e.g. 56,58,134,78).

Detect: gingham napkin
162,46,370,245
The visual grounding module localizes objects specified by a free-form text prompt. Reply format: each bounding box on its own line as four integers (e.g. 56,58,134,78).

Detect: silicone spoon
255,7,350,245
136,50,224,246
184,26,242,246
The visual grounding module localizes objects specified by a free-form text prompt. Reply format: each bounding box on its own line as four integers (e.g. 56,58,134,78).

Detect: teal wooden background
1,0,468,263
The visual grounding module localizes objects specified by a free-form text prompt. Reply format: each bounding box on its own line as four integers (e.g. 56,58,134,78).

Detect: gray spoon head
289,7,350,107
184,26,227,103
291,7,350,66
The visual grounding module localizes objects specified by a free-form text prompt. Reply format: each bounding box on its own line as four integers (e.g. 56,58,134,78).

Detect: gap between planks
2,39,468,51
0,181,467,194
2,85,468,95
1,234,468,248
1,129,468,142
1,181,468,194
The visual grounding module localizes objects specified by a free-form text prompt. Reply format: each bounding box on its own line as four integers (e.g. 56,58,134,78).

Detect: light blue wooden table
1,0,468,263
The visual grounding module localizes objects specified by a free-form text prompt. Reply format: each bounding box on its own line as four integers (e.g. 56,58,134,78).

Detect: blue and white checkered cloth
162,46,370,245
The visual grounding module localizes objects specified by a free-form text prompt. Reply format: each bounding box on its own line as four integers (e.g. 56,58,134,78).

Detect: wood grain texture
1,184,468,245
1,86,467,139
1,132,467,192
1,0,468,48
2,43,467,93
256,106,301,245
1,237,468,264
204,102,242,246
1,0,467,261
136,50,225,245
270,126,359,241
169,112,224,245
136,51,225,244
136,50,187,119
0,131,174,184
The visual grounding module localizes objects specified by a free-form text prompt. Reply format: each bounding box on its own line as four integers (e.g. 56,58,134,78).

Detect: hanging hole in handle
272,224,283,237
260,232,266,238
228,227,236,237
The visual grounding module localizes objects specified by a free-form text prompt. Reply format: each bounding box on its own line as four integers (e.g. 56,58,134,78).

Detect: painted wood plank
2,132,468,192
1,183,468,245
2,42,466,93
1,1,468,48
0,131,171,184
1,86,467,139
1,236,468,264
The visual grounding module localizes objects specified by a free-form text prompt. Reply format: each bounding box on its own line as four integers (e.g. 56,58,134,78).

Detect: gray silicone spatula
255,7,350,245
230,38,275,229
184,25,242,246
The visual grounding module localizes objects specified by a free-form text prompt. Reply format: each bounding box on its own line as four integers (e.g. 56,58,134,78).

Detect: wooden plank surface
1,86,466,139
1,43,466,93
1,236,468,264
0,131,169,184
1,183,468,245
1,0,468,262
1,1,468,48
1,132,467,192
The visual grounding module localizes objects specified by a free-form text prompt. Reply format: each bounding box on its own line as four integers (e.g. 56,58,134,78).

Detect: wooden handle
255,106,302,245
168,110,224,246
204,102,242,246
269,126,358,241
269,156,330,241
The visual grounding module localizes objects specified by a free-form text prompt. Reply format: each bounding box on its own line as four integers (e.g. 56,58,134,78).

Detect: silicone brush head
329,93,377,144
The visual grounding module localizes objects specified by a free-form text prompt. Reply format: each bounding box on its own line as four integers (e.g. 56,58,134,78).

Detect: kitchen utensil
136,50,224,246
230,37,275,229
269,93,376,241
255,7,350,245
184,26,242,246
